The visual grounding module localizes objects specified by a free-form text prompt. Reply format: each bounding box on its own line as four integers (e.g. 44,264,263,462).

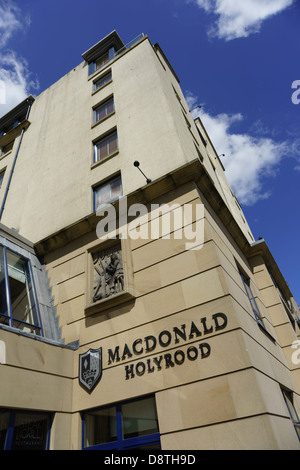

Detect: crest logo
79,347,102,392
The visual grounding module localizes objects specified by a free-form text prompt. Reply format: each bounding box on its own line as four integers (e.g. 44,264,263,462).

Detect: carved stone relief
92,244,124,302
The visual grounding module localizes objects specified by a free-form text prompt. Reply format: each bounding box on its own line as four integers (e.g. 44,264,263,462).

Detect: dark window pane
83,396,160,450
96,108,105,122
94,72,112,91
95,132,118,162
0,171,5,187
97,140,108,160
84,407,117,446
106,100,114,115
283,390,299,422
0,247,8,320
11,413,49,450
108,133,117,153
122,397,159,439
95,99,114,122
240,272,264,326
94,176,122,210
96,53,109,70
0,411,9,449
7,251,35,333
1,141,13,156
94,99,114,123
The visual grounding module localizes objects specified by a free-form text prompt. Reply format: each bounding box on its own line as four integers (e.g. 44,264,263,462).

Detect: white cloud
0,0,22,47
289,138,300,171
0,51,38,116
190,0,295,40
0,0,37,117
186,92,289,205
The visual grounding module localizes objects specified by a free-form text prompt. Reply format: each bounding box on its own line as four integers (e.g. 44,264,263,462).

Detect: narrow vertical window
282,389,300,441
239,271,264,327
94,174,122,211
88,47,115,75
0,246,42,335
94,130,118,163
94,71,112,91
0,141,13,157
93,97,114,124
95,52,109,70
0,170,5,187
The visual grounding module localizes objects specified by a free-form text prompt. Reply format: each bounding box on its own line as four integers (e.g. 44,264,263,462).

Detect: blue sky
0,0,299,303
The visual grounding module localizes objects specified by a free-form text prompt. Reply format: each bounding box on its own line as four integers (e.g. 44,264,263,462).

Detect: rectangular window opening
1,141,13,157
0,170,5,188
282,388,300,441
121,397,159,440
93,97,114,124
0,246,42,336
0,409,52,450
239,269,265,328
82,396,160,450
94,174,122,212
95,52,109,70
94,130,118,163
94,71,112,91
88,47,115,76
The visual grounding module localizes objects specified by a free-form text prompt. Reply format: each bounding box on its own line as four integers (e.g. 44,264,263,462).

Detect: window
0,170,5,188
0,409,52,450
94,130,118,163
94,174,122,211
0,141,13,157
266,265,295,321
88,47,115,75
282,389,300,441
239,270,265,328
82,396,160,450
0,115,26,137
0,246,43,336
94,71,112,91
196,126,207,147
93,97,114,124
95,51,109,70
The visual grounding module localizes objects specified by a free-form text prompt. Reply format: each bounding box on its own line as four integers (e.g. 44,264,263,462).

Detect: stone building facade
0,31,299,450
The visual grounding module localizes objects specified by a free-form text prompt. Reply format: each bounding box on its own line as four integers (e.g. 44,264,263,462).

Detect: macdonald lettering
106,313,228,379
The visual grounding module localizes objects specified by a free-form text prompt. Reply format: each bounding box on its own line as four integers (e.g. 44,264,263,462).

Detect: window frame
0,409,53,450
93,129,118,164
0,141,13,158
266,264,297,326
0,245,43,336
0,169,5,188
93,96,115,125
93,70,112,92
93,174,122,212
81,395,160,450
239,270,265,328
282,388,300,441
95,51,109,70
88,47,115,76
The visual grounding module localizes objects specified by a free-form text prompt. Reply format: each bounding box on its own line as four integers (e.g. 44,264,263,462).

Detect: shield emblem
79,347,102,392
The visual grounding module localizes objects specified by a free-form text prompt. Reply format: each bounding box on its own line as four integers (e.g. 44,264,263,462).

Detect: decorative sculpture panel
92,244,124,302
